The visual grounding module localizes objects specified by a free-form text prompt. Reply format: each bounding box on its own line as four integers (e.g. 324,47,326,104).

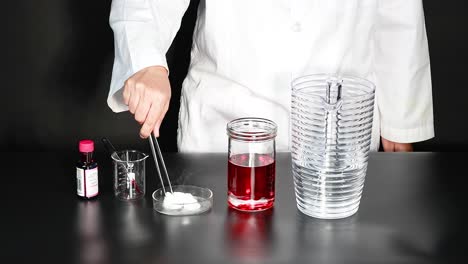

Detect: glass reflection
294,212,359,262
75,200,110,264
116,199,152,246
225,208,274,263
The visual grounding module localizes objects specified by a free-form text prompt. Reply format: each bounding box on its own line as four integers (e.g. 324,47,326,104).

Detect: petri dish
153,185,213,216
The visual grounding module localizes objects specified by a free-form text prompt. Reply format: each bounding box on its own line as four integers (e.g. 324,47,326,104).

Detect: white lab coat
108,0,434,152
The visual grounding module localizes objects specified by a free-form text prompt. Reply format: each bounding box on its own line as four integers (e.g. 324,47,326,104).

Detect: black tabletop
4,152,467,263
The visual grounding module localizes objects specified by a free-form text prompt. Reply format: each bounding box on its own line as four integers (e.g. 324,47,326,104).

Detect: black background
4,0,467,152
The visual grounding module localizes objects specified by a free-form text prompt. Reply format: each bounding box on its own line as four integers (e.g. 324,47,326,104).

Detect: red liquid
228,154,275,211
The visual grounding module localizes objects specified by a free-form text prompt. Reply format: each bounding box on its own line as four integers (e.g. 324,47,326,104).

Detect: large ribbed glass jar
291,74,375,219
227,118,277,211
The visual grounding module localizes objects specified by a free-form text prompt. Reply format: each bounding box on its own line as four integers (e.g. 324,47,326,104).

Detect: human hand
123,66,171,138
381,137,413,152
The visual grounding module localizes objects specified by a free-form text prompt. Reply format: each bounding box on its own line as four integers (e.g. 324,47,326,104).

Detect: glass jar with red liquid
227,118,277,211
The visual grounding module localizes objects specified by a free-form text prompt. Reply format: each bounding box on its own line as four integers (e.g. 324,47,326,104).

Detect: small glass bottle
76,140,99,199
227,118,277,211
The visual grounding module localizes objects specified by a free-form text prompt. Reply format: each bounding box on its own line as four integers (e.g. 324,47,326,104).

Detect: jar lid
79,140,94,153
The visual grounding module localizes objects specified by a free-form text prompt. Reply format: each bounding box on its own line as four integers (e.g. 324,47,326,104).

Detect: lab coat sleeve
374,0,435,143
107,0,190,112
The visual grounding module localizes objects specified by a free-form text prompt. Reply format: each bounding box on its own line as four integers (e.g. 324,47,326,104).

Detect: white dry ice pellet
163,192,201,211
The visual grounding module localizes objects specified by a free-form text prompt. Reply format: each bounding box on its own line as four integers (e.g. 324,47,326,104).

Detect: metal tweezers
148,134,173,194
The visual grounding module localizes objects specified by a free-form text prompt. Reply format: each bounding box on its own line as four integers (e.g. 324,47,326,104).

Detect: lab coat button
291,22,302,32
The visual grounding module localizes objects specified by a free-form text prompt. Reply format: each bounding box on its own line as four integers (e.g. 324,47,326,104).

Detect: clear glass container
291,74,375,219
111,150,148,201
227,117,277,211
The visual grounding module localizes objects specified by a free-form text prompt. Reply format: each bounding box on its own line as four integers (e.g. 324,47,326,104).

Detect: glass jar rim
111,150,148,163
291,74,375,101
227,117,277,141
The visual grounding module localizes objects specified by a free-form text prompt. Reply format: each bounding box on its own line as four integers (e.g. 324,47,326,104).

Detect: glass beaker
111,150,148,201
291,74,375,219
227,117,277,211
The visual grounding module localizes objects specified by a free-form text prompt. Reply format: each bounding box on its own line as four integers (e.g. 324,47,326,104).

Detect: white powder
163,192,201,211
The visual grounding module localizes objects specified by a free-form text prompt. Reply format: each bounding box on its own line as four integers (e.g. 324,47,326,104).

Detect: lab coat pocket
179,77,212,151
359,0,376,7
320,0,376,12
184,73,261,151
